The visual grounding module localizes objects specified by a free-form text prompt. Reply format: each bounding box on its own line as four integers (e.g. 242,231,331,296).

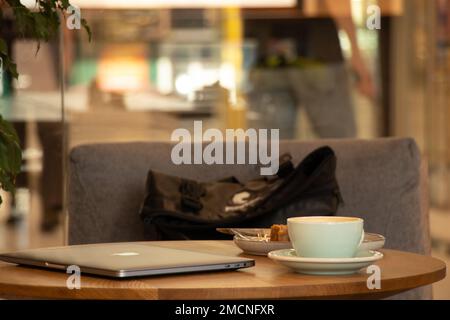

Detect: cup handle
358,229,365,247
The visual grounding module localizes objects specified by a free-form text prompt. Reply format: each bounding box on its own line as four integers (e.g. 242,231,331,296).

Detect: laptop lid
0,242,255,278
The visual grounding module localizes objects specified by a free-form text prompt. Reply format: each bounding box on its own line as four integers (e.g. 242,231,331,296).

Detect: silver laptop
0,242,255,278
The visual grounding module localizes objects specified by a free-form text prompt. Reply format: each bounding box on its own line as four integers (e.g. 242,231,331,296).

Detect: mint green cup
287,216,364,258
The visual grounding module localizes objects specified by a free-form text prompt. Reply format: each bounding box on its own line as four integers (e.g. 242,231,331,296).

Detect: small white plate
268,249,383,275
360,233,385,251
233,236,292,256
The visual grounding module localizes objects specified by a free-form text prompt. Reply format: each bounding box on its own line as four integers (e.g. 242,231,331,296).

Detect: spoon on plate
216,228,270,241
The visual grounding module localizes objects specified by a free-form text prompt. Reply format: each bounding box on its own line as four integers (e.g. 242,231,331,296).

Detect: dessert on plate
270,224,290,242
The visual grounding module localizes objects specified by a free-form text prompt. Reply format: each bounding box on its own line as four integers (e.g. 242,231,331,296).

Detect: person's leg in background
289,63,357,138
34,36,66,232
36,122,63,232
247,69,298,139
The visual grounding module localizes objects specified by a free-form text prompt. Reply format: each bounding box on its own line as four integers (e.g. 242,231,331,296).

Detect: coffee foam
288,216,361,223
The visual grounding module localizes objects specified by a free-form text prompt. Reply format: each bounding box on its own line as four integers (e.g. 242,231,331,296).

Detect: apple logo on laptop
111,252,140,256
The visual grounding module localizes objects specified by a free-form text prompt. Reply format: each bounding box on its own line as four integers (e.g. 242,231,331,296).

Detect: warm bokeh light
98,57,148,92
156,57,174,95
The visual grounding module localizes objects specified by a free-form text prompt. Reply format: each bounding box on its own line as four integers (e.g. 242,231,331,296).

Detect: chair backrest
68,138,432,299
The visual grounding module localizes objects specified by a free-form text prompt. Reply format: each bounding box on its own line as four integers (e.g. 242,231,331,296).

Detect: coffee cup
287,216,364,258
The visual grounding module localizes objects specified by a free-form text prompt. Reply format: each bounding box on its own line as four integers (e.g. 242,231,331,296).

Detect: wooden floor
430,209,450,299
0,178,65,253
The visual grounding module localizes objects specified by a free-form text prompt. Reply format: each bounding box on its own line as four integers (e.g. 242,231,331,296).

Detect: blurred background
0,0,450,298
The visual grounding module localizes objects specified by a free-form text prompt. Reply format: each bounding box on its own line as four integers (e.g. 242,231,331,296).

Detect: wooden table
0,241,446,299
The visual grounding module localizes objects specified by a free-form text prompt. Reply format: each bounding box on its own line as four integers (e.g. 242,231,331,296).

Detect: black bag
140,146,343,240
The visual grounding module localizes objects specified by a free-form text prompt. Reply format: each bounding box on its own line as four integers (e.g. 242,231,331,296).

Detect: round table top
0,241,446,300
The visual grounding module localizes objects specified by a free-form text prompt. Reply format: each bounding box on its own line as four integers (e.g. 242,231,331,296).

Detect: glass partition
0,0,399,251
66,3,388,149
0,34,64,250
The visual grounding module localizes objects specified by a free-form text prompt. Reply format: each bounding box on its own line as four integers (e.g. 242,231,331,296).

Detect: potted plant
0,0,90,205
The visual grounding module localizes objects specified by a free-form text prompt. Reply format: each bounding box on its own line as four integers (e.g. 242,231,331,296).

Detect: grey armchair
68,137,431,299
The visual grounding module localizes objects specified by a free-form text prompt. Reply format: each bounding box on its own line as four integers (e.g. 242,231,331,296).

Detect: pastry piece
270,224,290,242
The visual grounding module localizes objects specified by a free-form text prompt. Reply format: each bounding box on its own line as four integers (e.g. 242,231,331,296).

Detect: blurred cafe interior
0,0,450,298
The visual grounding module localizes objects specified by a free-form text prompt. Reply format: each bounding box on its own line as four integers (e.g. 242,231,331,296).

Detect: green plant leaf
3,0,92,62
0,54,19,79
81,18,92,42
7,60,19,79
0,116,22,202
60,0,71,9
0,0,91,207
0,39,7,55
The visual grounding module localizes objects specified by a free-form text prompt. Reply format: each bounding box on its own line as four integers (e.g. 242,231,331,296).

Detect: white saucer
232,231,385,256
268,249,383,275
